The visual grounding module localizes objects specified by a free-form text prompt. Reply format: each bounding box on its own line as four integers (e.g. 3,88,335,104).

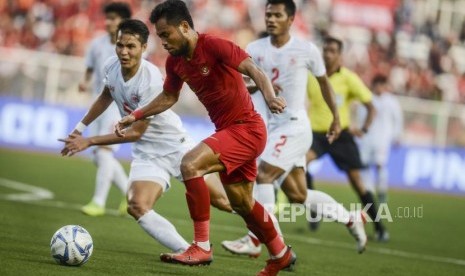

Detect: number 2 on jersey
271,68,280,83
272,135,287,158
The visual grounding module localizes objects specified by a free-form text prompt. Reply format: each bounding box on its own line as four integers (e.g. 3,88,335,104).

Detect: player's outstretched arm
238,57,286,114
60,120,150,156
316,75,341,143
115,90,179,136
60,87,114,155
81,87,114,128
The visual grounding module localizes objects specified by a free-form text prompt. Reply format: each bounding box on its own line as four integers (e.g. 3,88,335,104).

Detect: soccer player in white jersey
356,75,403,204
60,19,231,256
77,2,131,216
222,0,368,256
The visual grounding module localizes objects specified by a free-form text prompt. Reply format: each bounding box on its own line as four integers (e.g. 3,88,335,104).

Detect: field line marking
1,178,465,267
0,177,54,201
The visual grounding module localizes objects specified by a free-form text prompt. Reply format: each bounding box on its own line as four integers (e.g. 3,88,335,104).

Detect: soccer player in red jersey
115,0,294,275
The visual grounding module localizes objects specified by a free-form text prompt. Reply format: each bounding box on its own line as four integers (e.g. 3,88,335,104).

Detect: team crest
200,65,210,76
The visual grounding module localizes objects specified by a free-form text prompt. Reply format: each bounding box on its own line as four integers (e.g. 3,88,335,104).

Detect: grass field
1,148,464,276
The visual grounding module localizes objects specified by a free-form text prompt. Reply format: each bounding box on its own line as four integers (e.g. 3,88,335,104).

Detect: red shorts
203,117,267,184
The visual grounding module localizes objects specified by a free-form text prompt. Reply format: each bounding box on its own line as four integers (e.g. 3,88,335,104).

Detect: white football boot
347,211,368,254
221,235,262,258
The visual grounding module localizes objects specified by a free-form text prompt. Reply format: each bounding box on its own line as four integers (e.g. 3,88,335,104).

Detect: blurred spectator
1,0,465,104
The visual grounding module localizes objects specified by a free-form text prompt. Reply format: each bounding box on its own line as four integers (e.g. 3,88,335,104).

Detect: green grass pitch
0,148,464,275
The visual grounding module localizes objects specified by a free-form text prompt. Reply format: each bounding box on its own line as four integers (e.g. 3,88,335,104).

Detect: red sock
242,202,285,256
184,177,210,242
249,234,261,247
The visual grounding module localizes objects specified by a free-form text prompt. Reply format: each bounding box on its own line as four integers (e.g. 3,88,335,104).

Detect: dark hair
117,19,149,44
324,36,344,52
103,2,132,19
257,31,269,39
266,0,296,17
149,0,194,28
372,74,388,86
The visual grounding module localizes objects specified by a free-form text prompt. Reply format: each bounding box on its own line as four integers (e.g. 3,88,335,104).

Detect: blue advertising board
1,97,464,195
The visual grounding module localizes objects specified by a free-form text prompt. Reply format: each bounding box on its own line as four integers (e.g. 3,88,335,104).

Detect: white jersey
357,92,403,146
356,92,403,164
103,56,189,159
85,34,117,96
246,36,326,124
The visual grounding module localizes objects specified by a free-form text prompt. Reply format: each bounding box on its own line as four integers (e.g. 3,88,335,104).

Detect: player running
77,2,131,216
356,75,403,204
305,36,389,241
60,19,231,256
221,0,367,256
116,1,293,275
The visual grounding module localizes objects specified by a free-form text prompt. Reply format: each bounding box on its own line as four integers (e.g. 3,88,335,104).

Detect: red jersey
164,34,258,130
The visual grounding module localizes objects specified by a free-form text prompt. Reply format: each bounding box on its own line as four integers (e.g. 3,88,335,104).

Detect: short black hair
372,74,388,86
149,0,194,28
266,0,296,17
324,36,344,52
117,19,149,44
104,2,132,19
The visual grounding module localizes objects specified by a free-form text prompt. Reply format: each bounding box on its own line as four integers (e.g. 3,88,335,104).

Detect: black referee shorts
311,129,363,171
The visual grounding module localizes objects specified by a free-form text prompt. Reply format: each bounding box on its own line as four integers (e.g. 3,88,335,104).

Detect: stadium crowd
1,0,465,103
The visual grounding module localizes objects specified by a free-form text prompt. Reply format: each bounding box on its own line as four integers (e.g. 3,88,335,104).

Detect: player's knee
180,157,199,178
127,200,149,219
287,193,306,204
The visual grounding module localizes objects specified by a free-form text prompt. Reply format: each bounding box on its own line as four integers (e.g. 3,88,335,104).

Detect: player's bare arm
81,86,115,127
60,119,150,156
352,101,375,137
316,75,341,143
115,89,180,136
243,75,282,95
238,57,286,113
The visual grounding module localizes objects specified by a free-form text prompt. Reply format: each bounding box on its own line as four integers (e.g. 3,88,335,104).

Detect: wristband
131,109,144,121
74,121,87,133
361,127,368,134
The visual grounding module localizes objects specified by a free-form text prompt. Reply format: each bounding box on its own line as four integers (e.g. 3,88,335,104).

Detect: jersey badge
200,64,210,76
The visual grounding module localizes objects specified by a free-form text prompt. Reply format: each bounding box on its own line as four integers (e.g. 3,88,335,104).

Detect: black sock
306,171,314,190
360,192,384,232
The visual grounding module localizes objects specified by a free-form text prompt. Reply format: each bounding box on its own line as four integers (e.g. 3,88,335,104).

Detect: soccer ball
50,225,93,266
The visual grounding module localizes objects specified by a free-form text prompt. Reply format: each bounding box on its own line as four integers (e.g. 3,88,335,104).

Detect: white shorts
128,139,194,191
261,117,312,177
358,140,390,166
89,102,121,151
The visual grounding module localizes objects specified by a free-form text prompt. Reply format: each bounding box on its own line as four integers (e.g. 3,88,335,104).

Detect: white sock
111,158,129,194
360,167,375,194
92,149,114,207
306,189,350,225
195,241,210,251
248,184,282,239
138,210,189,252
